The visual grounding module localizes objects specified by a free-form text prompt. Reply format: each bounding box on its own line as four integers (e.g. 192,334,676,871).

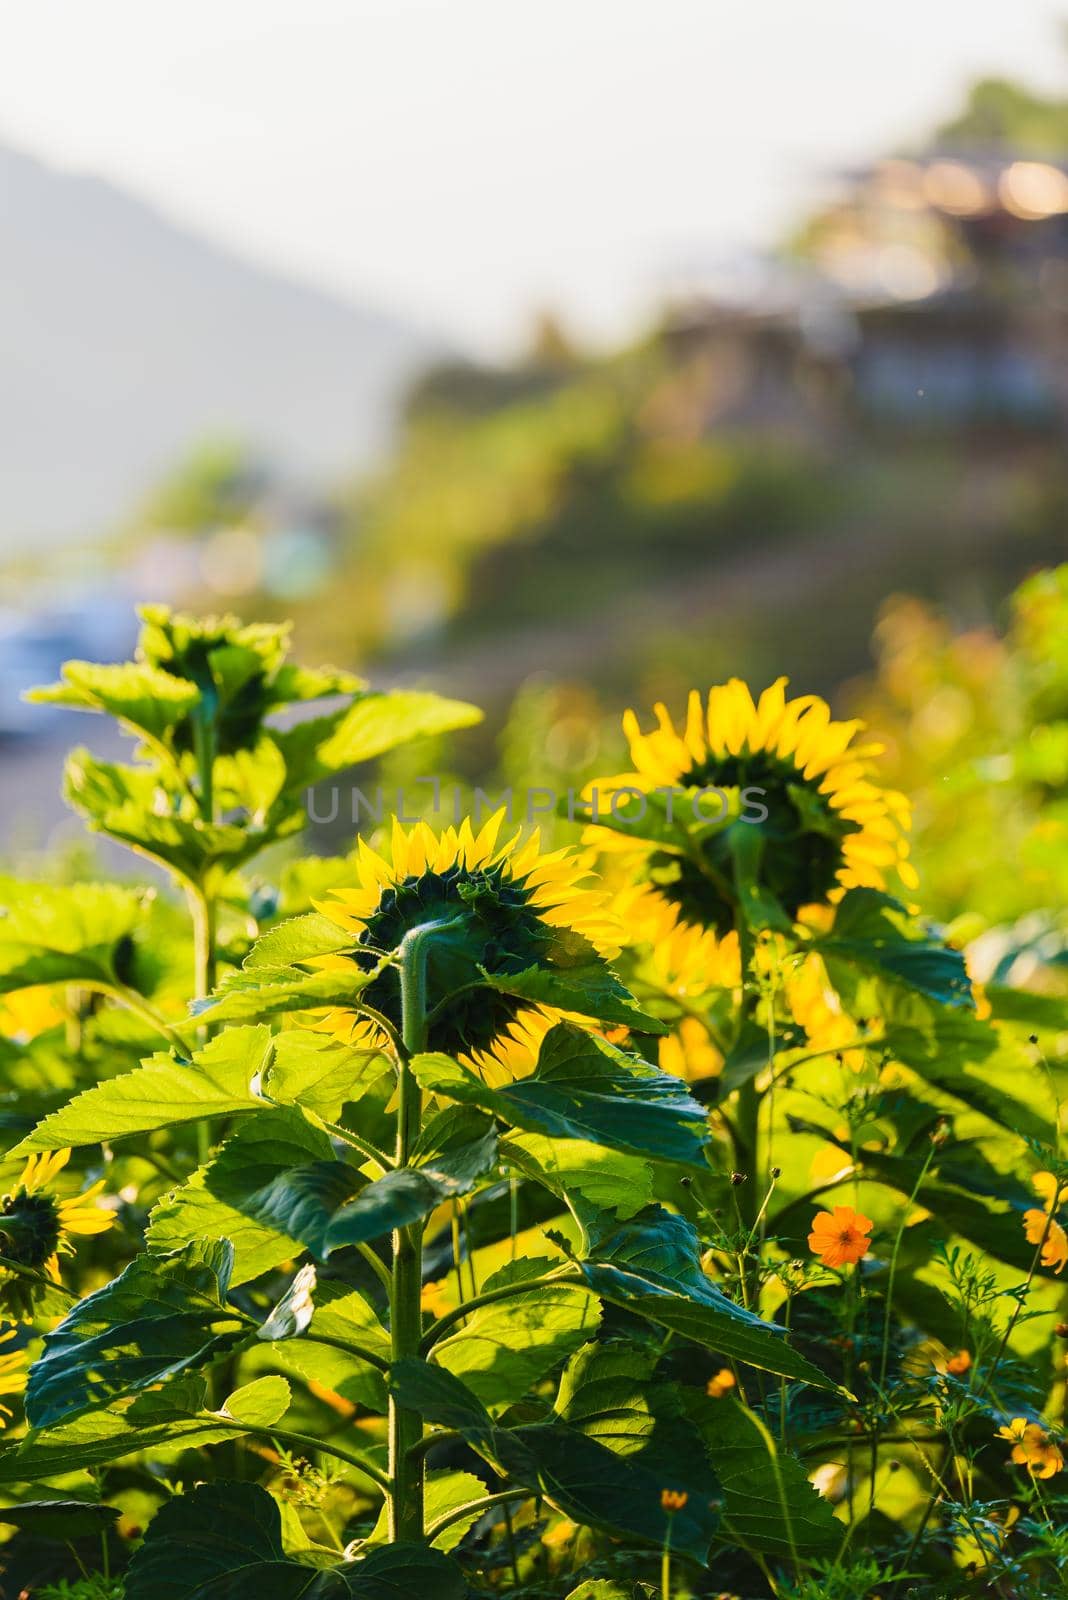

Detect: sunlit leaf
412,1022,706,1164
13,1026,271,1154
432,1257,599,1407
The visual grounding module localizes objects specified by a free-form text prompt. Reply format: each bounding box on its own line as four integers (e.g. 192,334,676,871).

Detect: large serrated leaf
193,964,371,1025
432,1257,599,1407
0,1375,290,1483
574,1206,834,1389
244,913,357,970
817,889,973,1008
26,1241,248,1428
695,1395,839,1558
502,1133,654,1220
483,964,667,1034
0,876,150,994
413,1023,706,1164
324,1125,497,1253
148,1108,360,1281
13,1026,271,1154
124,1481,466,1600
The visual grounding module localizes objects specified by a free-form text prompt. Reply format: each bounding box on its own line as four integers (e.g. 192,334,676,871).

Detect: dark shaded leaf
26,1241,247,1428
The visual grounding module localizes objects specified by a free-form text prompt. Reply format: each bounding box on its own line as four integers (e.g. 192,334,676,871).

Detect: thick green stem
190,885,218,1004
732,916,761,1231
386,923,435,1544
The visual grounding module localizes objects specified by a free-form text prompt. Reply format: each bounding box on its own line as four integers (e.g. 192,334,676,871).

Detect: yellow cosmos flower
310,813,621,1067
0,1326,27,1427
590,678,914,936
0,1149,113,1317
1023,1171,1068,1275
998,1418,1064,1478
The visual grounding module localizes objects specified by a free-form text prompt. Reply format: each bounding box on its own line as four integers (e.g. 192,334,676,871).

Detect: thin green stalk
425,1488,529,1544
878,1141,937,1389
256,1426,390,1493
353,1241,393,1295
420,1268,580,1354
93,981,187,1050
984,1192,1064,1394
300,1331,390,1371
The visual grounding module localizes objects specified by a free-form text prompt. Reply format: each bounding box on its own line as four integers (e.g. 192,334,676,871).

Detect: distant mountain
0,142,439,547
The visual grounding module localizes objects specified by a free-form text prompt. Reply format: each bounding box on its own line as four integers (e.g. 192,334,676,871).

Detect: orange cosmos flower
808,1205,873,1269
707,1368,736,1399
945,1349,972,1376
660,1489,688,1512
1023,1210,1068,1275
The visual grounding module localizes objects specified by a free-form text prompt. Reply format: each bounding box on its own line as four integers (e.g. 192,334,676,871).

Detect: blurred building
662,151,1068,439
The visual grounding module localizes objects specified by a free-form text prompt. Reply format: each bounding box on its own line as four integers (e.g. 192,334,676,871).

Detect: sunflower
590,678,914,936
0,1149,113,1318
311,814,621,1063
0,1326,27,1427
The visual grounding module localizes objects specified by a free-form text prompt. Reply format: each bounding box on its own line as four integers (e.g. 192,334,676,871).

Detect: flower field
1,580,1067,1600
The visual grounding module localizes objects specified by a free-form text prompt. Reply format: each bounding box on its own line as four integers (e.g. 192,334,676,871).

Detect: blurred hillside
0,142,436,547
7,66,1068,842
95,68,1063,732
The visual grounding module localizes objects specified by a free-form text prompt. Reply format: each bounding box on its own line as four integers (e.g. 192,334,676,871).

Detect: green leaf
413,1023,706,1165
245,913,357,969
817,889,973,1008
28,660,200,743
502,1133,654,1220
324,1127,497,1254
528,1339,722,1561
63,751,291,882
303,690,482,777
125,1482,466,1600
389,1360,495,1438
482,964,667,1034
266,1032,390,1122
193,965,371,1025
883,1013,1054,1144
147,1109,360,1282
0,1500,120,1538
574,1206,834,1389
13,1026,271,1154
366,1467,489,1552
26,1241,248,1427
264,1281,389,1415
564,1585,654,1600
0,1375,290,1482
695,1395,839,1558
0,877,150,994
432,1257,599,1407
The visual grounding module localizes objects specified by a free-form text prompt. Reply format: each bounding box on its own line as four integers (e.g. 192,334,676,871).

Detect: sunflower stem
386,920,441,1544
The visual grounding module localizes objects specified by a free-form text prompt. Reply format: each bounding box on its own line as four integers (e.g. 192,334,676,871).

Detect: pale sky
2,1,1066,354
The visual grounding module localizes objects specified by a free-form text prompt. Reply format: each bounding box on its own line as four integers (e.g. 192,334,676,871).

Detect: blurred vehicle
0,595,138,738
